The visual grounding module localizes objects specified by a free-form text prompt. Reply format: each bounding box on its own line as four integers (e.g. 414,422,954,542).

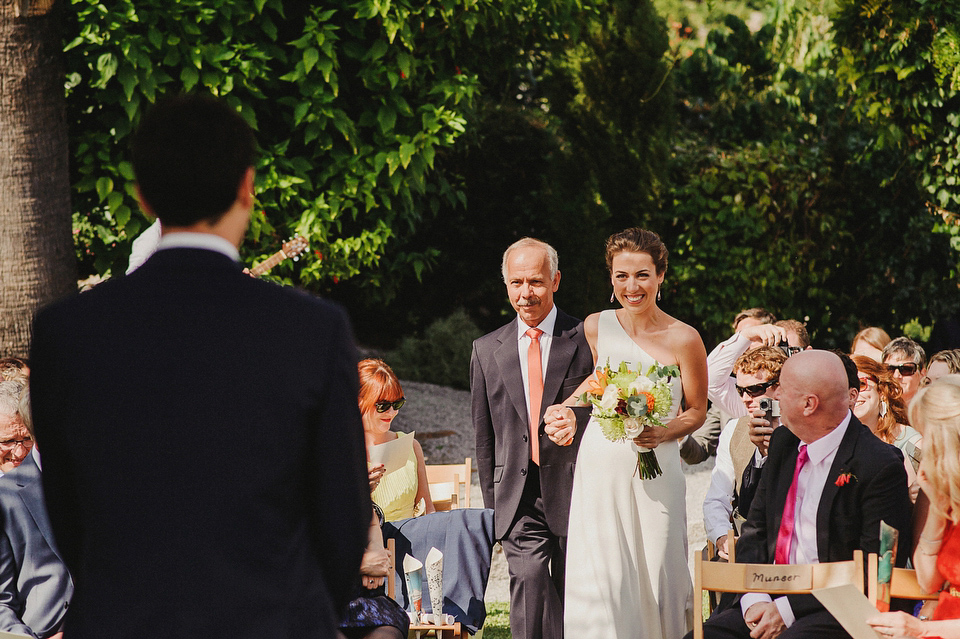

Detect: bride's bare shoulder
662,314,705,350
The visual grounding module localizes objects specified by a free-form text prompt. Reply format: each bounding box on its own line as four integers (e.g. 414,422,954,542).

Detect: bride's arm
633,324,708,448
543,313,600,445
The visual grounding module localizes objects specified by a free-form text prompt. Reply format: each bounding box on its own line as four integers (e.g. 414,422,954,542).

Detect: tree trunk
0,0,75,358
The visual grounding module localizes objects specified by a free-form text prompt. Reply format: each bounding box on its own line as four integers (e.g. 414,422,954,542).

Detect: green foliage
832,0,960,223
481,601,512,639
64,0,590,299
386,309,483,390
663,3,960,348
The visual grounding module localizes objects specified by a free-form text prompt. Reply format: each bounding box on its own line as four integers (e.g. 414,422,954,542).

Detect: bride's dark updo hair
604,228,668,274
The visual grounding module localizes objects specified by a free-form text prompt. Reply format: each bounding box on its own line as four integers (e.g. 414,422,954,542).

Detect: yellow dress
371,432,419,522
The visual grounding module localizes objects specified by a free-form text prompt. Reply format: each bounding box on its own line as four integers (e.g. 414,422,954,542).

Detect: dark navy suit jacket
31,247,370,638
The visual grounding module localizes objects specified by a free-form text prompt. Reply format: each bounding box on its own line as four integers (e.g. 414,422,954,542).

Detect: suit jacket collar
8,455,63,562
768,415,868,562
816,414,866,560
493,308,583,429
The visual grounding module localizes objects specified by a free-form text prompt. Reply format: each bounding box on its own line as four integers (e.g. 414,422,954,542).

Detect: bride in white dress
543,228,708,639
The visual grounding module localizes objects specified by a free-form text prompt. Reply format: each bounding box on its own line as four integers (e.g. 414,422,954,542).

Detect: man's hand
543,405,576,446
743,602,785,639
740,324,788,348
368,464,386,491
716,534,729,560
748,411,775,458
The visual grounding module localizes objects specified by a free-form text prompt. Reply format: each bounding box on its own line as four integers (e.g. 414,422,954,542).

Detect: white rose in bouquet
622,417,644,438
598,384,620,413
628,376,654,395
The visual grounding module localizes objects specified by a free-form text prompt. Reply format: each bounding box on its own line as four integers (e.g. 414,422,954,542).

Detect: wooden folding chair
866,552,939,606
425,457,472,511
694,549,865,639
386,538,463,638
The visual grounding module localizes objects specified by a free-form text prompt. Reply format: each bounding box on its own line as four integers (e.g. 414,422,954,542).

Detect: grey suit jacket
0,453,73,638
471,308,594,540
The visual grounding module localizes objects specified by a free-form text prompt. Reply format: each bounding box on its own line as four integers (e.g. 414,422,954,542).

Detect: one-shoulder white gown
564,309,693,639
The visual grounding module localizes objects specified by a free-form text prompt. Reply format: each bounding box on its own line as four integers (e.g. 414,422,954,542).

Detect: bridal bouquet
579,360,679,479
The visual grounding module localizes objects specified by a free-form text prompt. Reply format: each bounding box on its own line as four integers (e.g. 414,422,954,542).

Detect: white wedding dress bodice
564,309,692,639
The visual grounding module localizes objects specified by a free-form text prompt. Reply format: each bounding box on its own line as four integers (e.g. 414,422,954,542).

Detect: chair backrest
425,457,472,510
866,552,939,607
386,537,397,600
694,550,864,639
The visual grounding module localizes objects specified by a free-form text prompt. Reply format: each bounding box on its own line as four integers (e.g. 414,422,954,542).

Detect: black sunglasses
735,378,779,398
886,363,919,376
374,398,406,413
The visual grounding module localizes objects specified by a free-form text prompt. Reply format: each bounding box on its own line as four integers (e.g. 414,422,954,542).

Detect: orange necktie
526,327,544,465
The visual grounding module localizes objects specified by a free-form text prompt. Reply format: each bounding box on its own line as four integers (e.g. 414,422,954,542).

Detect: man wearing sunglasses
881,337,926,404
707,318,811,420
703,347,787,560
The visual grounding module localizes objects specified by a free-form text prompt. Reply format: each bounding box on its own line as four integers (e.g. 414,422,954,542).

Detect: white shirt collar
803,410,852,465
157,232,240,262
516,304,558,340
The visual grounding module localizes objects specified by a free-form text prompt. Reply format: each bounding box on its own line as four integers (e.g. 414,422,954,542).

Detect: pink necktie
775,445,808,564
526,328,543,466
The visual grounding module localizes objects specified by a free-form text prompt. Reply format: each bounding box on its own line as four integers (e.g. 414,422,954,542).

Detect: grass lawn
481,601,511,639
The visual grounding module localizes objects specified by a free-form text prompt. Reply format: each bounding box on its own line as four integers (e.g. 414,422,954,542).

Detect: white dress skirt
564,309,693,639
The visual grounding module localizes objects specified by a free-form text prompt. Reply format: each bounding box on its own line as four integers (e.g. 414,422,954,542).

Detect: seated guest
0,385,73,639
925,349,960,387
707,317,809,419
340,507,410,639
883,337,927,407
853,355,922,500
869,375,960,638
851,326,892,362
0,381,32,476
703,346,786,559
357,359,494,636
359,359,435,521
693,350,912,639
0,359,28,382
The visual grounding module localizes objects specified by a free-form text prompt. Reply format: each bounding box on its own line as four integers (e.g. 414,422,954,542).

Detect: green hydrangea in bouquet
578,360,679,479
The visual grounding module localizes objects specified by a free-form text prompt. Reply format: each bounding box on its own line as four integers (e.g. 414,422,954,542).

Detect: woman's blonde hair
911,374,960,523
851,326,892,354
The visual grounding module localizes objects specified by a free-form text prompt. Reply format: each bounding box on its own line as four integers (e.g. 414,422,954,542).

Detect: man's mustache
516,297,540,307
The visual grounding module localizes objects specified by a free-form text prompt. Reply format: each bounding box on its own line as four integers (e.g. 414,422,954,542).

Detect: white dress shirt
156,231,241,262
703,417,742,544
740,411,852,627
706,333,751,418
517,305,558,417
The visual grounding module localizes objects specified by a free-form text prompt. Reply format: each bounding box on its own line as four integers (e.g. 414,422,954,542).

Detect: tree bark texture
0,0,75,358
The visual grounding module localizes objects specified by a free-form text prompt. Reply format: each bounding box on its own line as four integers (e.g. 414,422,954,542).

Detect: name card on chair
744,565,812,591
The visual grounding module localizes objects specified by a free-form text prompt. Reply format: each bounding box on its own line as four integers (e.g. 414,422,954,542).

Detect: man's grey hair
0,380,24,418
501,238,559,282
882,336,927,368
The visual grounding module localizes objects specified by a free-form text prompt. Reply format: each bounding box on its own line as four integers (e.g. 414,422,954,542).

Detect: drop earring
610,291,615,304
657,288,662,301
880,401,887,418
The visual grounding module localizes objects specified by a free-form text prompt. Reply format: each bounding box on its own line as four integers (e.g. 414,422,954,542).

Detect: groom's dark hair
132,93,256,227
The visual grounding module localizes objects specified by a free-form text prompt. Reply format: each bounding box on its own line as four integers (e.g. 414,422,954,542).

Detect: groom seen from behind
471,238,594,639
30,94,371,638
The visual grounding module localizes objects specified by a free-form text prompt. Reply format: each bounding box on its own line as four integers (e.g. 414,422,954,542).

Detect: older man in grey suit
0,383,73,639
471,238,594,639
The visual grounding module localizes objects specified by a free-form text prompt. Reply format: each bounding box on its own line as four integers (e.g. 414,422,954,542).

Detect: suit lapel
14,456,64,562
493,319,528,428
815,416,861,561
